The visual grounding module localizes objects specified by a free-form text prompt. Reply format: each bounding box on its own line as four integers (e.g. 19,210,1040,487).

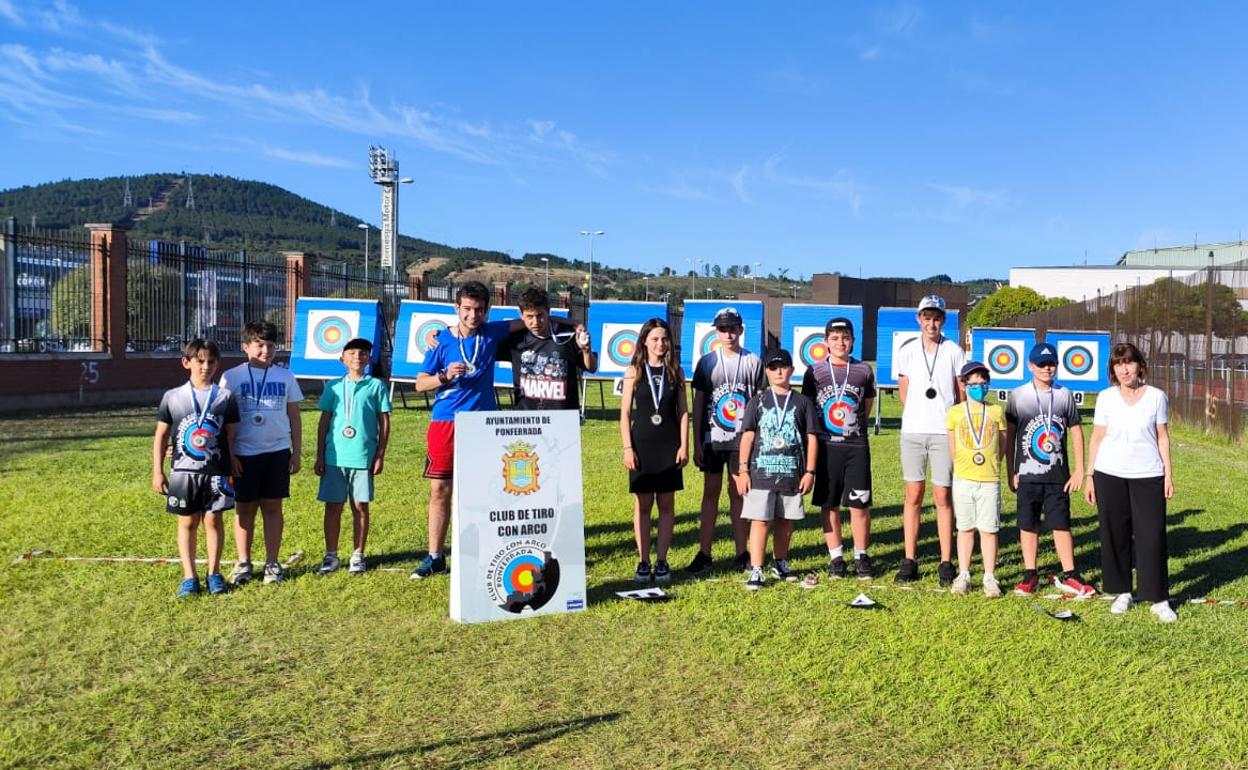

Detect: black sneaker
653,560,672,583
938,560,956,588
411,554,448,580
894,558,919,583
771,559,798,582
685,551,713,575
745,566,766,591
828,556,848,579
854,554,874,579
633,560,653,583
733,552,750,572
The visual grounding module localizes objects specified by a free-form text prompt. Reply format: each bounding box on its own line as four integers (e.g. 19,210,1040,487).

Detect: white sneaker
950,573,971,595
1110,592,1134,614
315,554,340,575
348,552,366,575
263,561,284,584
982,574,1001,598
1150,601,1178,623
745,566,765,591
229,561,253,585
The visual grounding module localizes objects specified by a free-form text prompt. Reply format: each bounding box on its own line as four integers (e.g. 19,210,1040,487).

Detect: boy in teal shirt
314,338,391,575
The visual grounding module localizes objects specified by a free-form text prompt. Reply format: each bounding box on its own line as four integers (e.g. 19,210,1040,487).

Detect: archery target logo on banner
486,541,561,613
985,339,1026,380
693,322,728,368
822,391,860,436
601,323,642,372
1024,421,1063,464
1057,339,1098,381
792,326,830,377
405,312,455,364
712,390,747,431
305,309,360,360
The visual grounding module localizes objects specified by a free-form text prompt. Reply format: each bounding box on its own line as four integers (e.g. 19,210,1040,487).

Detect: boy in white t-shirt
894,295,965,586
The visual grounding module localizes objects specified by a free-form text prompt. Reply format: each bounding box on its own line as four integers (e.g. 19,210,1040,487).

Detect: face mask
967,383,990,402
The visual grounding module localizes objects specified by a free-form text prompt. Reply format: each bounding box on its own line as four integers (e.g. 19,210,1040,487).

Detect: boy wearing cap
801,317,877,578
946,362,1007,597
735,348,819,590
1005,342,1095,597
687,307,766,574
895,295,966,585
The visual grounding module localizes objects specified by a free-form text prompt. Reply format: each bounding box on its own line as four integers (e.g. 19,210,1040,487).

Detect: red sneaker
1014,572,1040,596
1054,574,1097,598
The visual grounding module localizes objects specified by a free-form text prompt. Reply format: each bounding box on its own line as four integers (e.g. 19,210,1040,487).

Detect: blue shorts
317,465,374,503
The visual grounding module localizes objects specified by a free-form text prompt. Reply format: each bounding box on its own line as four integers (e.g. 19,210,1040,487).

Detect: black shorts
165,472,235,515
233,449,292,503
1015,481,1071,532
697,444,740,476
812,442,872,510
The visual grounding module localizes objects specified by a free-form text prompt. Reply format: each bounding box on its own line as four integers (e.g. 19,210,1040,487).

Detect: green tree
967,285,1071,328
51,264,185,348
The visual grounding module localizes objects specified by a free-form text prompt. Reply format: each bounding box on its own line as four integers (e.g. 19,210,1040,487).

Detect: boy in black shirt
502,286,596,410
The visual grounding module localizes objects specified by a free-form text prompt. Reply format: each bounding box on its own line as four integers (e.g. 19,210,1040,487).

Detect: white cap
917,295,946,313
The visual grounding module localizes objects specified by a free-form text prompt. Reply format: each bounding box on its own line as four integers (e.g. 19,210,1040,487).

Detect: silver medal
772,436,785,449
252,412,265,426
651,413,663,426
341,425,357,439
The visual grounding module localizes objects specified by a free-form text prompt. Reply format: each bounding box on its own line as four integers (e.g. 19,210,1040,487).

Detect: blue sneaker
177,578,201,598
206,573,228,595
410,554,447,580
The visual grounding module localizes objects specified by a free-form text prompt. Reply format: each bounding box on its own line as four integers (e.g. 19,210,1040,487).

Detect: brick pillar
493,281,509,307
409,272,423,300
283,252,314,349
557,290,572,309
85,224,128,355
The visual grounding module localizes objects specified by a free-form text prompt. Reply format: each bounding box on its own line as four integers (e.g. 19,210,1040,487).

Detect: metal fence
127,241,291,352
1002,261,1248,440
0,221,98,352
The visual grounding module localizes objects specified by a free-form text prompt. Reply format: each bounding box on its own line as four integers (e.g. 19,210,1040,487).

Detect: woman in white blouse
1084,342,1176,622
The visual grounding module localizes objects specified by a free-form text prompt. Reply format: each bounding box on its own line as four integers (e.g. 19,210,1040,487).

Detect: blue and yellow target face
181,421,219,461
988,344,1018,375
700,331,725,358
822,392,860,436
1062,345,1093,376
606,329,639,367
305,309,360,360
1029,426,1063,462
501,552,545,597
712,391,747,431
798,334,830,369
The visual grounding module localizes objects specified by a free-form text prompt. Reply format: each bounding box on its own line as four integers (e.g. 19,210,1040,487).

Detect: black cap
959,361,990,380
825,317,855,336
343,337,373,353
765,348,794,368
713,307,743,328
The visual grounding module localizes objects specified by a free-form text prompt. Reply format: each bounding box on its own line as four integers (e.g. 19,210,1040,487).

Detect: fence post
493,281,508,307
1205,251,1215,432
238,250,249,325
2,217,14,350
408,272,421,300
85,223,128,355
283,252,313,349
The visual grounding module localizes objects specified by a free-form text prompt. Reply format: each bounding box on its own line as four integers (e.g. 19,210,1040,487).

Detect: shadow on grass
290,712,623,770
1168,522,1248,599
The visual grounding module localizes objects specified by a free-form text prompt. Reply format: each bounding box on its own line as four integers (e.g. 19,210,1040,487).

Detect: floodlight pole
357,223,370,286
368,145,413,305
580,229,604,302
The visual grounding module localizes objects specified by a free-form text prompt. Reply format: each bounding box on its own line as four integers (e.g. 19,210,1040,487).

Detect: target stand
290,298,385,380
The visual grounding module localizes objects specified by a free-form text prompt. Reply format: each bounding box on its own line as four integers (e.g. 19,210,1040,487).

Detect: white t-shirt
1092,385,1168,478
898,336,966,434
219,362,304,456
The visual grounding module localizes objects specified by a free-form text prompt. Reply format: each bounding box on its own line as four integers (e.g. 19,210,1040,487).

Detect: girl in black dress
619,318,689,583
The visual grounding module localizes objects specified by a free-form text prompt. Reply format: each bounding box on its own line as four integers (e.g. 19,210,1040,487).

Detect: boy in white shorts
734,349,819,590
945,362,1007,597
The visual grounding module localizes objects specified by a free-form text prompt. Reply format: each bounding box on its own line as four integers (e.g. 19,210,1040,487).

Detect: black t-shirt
739,388,817,494
800,357,876,446
501,329,586,410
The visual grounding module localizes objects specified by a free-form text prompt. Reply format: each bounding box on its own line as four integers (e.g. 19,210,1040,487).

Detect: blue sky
2,1,1247,280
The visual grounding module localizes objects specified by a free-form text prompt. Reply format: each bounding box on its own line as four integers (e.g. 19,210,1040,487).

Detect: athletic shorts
952,478,1000,532
812,442,873,509
900,432,953,487
234,450,291,503
697,444,740,476
318,465,374,503
424,420,454,479
1015,481,1072,532
741,488,805,521
166,472,235,515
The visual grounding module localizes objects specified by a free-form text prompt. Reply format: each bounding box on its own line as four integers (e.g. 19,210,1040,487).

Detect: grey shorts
741,488,805,521
900,432,953,486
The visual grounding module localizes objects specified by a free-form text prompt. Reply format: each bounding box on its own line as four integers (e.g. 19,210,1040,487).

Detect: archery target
212,475,236,499
792,325,830,378
1057,340,1098,381
1028,425,1063,463
985,339,1026,379
601,322,642,374
890,331,921,384
692,322,730,369
712,390,747,431
500,551,545,596
404,312,455,364
179,417,219,461
822,391,860,436
305,309,359,360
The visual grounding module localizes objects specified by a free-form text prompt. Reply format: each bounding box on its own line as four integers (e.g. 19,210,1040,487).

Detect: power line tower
122,178,132,207
185,174,195,210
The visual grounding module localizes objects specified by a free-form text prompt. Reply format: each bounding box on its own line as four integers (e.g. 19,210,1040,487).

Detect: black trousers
1093,472,1168,602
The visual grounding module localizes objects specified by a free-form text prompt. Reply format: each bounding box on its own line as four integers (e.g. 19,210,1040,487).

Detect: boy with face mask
945,362,1007,597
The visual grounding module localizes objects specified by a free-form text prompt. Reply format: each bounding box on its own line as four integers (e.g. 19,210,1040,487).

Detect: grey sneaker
263,561,284,585
1150,600,1177,623
348,552,366,575
1110,592,1134,615
634,560,653,583
315,554,340,575
950,573,971,595
229,561,254,586
982,574,1002,598
745,566,765,591
653,560,672,583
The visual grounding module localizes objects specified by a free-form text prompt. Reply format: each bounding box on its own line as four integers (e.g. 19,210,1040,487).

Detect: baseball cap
917,295,946,314
825,317,855,335
713,307,743,328
1029,343,1058,365
959,361,990,380
765,348,794,368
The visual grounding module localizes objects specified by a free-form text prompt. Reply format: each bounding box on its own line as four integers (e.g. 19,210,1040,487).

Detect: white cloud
730,165,752,204
640,176,714,202
264,146,352,168
762,153,865,216
0,0,22,26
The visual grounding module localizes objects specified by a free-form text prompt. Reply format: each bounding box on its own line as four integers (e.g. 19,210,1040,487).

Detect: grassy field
2,390,1247,770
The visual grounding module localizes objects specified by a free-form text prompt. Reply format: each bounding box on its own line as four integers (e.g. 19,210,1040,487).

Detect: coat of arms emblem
502,439,540,495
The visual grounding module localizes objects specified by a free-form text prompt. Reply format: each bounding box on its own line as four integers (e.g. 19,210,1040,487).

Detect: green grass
2,392,1247,769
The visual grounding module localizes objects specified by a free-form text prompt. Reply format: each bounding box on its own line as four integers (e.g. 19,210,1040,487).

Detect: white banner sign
450,410,587,623
380,185,395,270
